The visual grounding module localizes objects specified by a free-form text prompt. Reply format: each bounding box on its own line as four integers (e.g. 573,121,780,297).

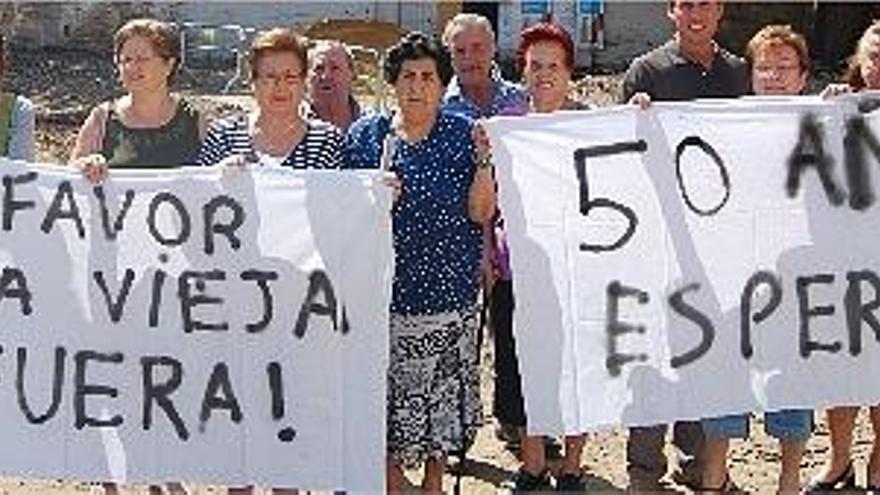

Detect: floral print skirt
387,305,482,468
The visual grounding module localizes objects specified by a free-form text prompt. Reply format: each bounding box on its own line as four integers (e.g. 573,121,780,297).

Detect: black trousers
490,279,527,427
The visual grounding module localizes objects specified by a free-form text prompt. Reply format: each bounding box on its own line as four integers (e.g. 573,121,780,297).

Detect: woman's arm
70,103,108,162
69,103,109,183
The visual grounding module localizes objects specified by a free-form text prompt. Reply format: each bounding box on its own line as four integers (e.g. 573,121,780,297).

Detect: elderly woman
699,24,813,495
70,18,205,180
345,32,496,493
197,28,342,169
306,40,365,132
507,22,590,493
0,33,34,161
198,27,339,495
808,21,880,492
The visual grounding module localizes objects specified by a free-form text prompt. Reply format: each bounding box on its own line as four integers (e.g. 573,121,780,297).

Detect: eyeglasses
754,64,801,76
257,72,303,86
117,54,160,67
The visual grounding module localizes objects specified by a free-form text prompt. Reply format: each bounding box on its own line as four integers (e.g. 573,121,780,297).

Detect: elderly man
440,12,528,456
441,13,527,118
621,0,747,492
307,40,365,131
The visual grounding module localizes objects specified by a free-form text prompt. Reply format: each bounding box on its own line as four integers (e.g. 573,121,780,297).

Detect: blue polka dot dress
345,111,484,467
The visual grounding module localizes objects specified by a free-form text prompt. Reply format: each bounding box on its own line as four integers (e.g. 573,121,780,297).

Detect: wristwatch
476,156,493,170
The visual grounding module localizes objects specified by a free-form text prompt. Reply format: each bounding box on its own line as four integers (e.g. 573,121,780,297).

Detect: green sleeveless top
101,98,200,168
0,92,16,157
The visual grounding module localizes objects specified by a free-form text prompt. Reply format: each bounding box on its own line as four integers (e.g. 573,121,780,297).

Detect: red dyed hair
516,22,574,74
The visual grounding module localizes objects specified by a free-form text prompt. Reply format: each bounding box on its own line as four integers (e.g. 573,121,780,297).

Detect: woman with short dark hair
345,31,496,493
0,33,35,161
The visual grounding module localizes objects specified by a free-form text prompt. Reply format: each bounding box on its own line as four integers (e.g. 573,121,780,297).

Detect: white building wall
7,1,670,70
597,2,671,69
496,1,669,70
398,2,436,33
169,2,375,29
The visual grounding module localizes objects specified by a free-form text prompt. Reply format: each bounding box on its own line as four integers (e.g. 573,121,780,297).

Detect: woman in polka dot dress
344,32,497,493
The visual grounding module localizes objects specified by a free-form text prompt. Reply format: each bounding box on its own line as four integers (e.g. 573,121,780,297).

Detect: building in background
0,2,877,72
0,1,661,71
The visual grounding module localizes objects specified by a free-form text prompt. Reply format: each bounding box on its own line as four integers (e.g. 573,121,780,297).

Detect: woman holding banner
199,27,325,495
698,24,814,495
69,18,206,181
505,22,592,493
344,31,496,493
197,28,343,170
67,18,203,495
0,33,34,162
821,21,880,102
808,20,880,492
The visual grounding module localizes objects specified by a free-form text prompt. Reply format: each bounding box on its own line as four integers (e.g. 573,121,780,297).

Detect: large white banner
489,95,880,434
0,162,391,490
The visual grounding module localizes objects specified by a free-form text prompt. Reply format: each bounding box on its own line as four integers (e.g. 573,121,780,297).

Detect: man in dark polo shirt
622,1,747,103
621,1,747,492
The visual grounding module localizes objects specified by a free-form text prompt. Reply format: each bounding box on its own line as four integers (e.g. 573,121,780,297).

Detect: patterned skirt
387,305,482,468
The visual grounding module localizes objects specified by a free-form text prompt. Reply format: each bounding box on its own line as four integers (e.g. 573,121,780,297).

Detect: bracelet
476,156,493,170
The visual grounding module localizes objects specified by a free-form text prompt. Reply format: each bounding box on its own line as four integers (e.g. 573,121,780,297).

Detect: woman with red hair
502,22,591,492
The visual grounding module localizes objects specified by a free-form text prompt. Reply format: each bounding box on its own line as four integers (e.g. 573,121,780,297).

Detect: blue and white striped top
196,114,344,169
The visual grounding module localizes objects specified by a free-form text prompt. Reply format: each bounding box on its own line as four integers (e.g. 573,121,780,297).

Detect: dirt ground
6,47,875,494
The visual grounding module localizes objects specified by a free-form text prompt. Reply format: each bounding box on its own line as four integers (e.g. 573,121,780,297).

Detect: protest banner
487,95,880,435
0,162,392,490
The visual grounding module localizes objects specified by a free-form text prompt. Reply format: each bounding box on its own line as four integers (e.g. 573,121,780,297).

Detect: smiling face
448,25,495,89
253,50,306,117
668,0,724,50
523,40,571,113
394,57,443,121
308,44,354,102
751,42,806,95
116,35,174,94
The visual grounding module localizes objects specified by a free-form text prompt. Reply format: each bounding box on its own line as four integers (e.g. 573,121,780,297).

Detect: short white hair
442,13,495,46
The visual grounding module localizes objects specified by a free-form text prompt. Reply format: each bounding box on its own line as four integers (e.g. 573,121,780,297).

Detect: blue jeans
702,409,812,441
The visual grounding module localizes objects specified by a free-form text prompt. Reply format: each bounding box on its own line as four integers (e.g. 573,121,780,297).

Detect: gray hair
442,13,495,46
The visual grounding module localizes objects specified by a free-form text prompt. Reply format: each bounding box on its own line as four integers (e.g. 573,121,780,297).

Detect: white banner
488,95,880,434
0,162,391,490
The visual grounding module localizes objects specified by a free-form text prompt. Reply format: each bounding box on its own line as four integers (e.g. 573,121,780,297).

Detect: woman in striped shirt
197,28,343,170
